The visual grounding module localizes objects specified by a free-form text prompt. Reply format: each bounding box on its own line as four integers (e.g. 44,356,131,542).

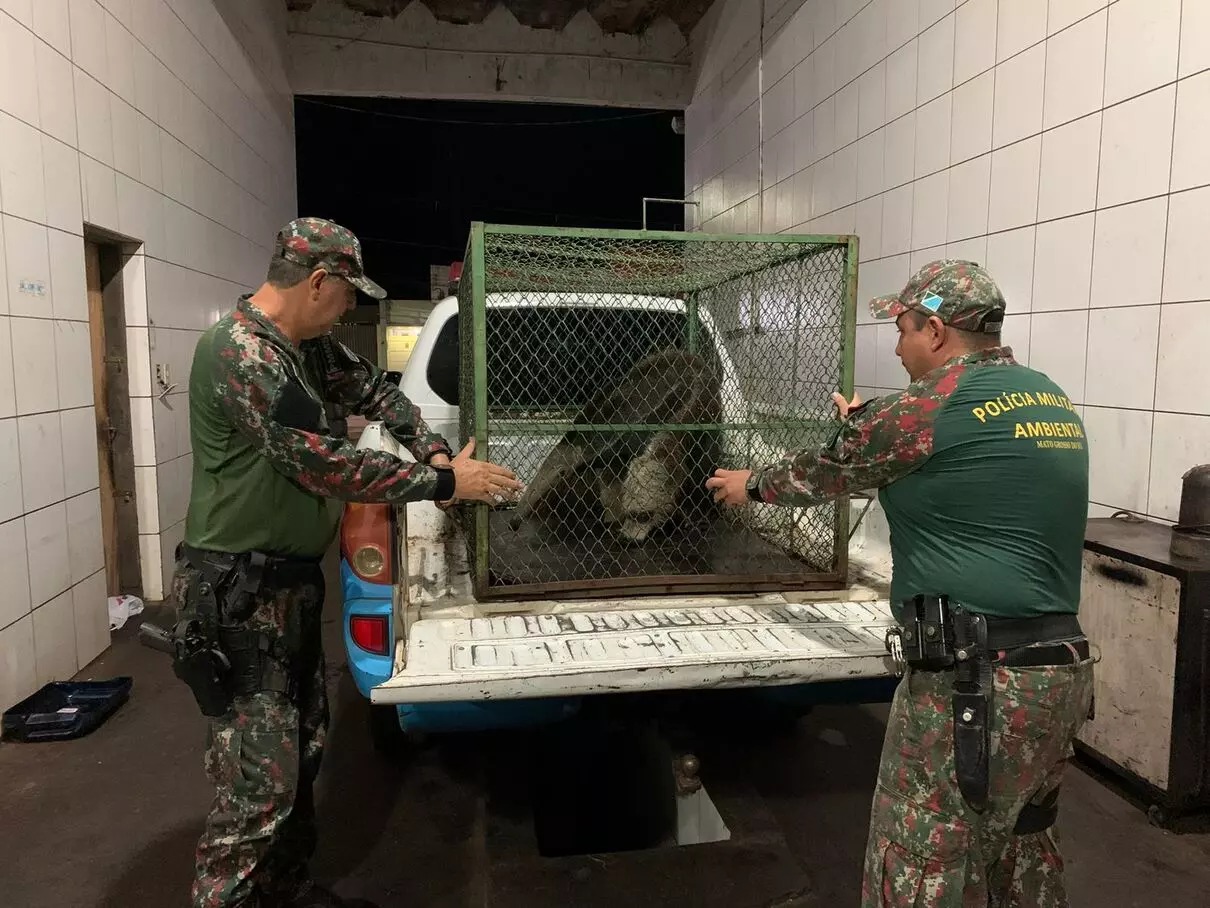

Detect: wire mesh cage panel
455,223,858,600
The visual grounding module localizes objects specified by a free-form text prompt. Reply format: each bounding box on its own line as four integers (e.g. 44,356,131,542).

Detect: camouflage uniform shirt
184,295,454,558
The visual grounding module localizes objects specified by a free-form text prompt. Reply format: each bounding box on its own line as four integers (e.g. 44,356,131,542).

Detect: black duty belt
889,601,1087,674
996,637,1090,667
982,613,1085,652
179,543,324,588
984,614,1089,667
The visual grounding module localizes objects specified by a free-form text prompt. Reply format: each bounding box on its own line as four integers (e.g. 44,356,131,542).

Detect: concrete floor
2,566,1210,907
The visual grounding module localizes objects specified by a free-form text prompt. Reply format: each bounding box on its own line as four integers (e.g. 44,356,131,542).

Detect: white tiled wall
0,0,296,712
687,0,1210,524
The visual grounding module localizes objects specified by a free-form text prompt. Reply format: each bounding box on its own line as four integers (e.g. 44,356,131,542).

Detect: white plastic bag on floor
108,595,145,631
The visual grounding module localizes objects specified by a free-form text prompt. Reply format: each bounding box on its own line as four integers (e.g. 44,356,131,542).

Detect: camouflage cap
869,260,1006,333
273,217,387,300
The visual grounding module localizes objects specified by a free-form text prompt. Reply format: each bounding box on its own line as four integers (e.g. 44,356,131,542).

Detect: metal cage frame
455,222,860,601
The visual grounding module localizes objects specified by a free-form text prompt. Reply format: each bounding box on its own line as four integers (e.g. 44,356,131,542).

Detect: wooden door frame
85,237,142,597
85,242,121,596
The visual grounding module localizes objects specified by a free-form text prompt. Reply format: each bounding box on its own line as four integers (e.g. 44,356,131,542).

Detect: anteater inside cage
490,337,824,588
509,347,722,546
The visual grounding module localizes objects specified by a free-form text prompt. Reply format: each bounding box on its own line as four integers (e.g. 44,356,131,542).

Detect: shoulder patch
272,379,322,433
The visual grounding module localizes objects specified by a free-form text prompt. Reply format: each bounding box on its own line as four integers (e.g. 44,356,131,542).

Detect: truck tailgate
370,598,896,704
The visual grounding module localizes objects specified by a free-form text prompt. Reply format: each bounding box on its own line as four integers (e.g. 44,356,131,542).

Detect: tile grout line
842,189,1210,269
1082,402,1210,420
1075,2,1111,412
692,33,1209,198
0,80,29,519
3,7,287,210
10,121,279,267
937,0,960,250
153,3,293,175
699,18,1210,201
751,95,1210,209
168,0,294,135
59,0,85,251
6,204,270,306
1021,0,1053,364
86,135,278,254
1145,0,1186,516
762,0,1108,154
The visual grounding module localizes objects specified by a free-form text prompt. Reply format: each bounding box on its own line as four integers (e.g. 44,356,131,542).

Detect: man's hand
705,468,753,507
832,391,863,419
449,439,524,505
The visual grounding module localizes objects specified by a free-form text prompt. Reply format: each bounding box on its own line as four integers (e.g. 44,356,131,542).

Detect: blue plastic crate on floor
2,677,133,742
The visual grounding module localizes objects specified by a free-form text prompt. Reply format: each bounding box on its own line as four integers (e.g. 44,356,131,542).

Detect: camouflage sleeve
213,336,454,504
307,335,453,463
752,386,944,507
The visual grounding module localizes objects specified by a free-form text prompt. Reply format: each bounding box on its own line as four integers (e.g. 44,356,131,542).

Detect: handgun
138,621,176,656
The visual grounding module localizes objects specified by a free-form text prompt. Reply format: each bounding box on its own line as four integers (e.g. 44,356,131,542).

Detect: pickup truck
339,291,899,752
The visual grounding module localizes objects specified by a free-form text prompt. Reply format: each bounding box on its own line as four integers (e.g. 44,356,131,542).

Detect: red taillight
341,503,392,583
350,615,389,655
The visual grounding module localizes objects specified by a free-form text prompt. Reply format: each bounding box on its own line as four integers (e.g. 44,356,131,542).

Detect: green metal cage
454,223,859,601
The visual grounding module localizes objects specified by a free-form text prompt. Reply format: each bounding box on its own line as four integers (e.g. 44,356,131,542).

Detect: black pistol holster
168,552,243,717
167,616,232,718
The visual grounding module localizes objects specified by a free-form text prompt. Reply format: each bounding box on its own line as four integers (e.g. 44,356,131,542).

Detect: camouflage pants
860,655,1095,907
171,557,330,908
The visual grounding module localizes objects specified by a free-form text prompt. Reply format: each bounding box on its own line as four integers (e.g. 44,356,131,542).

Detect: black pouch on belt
900,594,956,668
219,625,294,700
224,551,267,622
951,605,992,813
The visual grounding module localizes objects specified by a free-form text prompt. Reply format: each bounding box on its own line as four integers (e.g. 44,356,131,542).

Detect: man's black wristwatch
746,472,764,502
432,465,456,502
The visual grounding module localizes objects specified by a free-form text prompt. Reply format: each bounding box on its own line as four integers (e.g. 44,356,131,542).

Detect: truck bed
483,510,831,588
